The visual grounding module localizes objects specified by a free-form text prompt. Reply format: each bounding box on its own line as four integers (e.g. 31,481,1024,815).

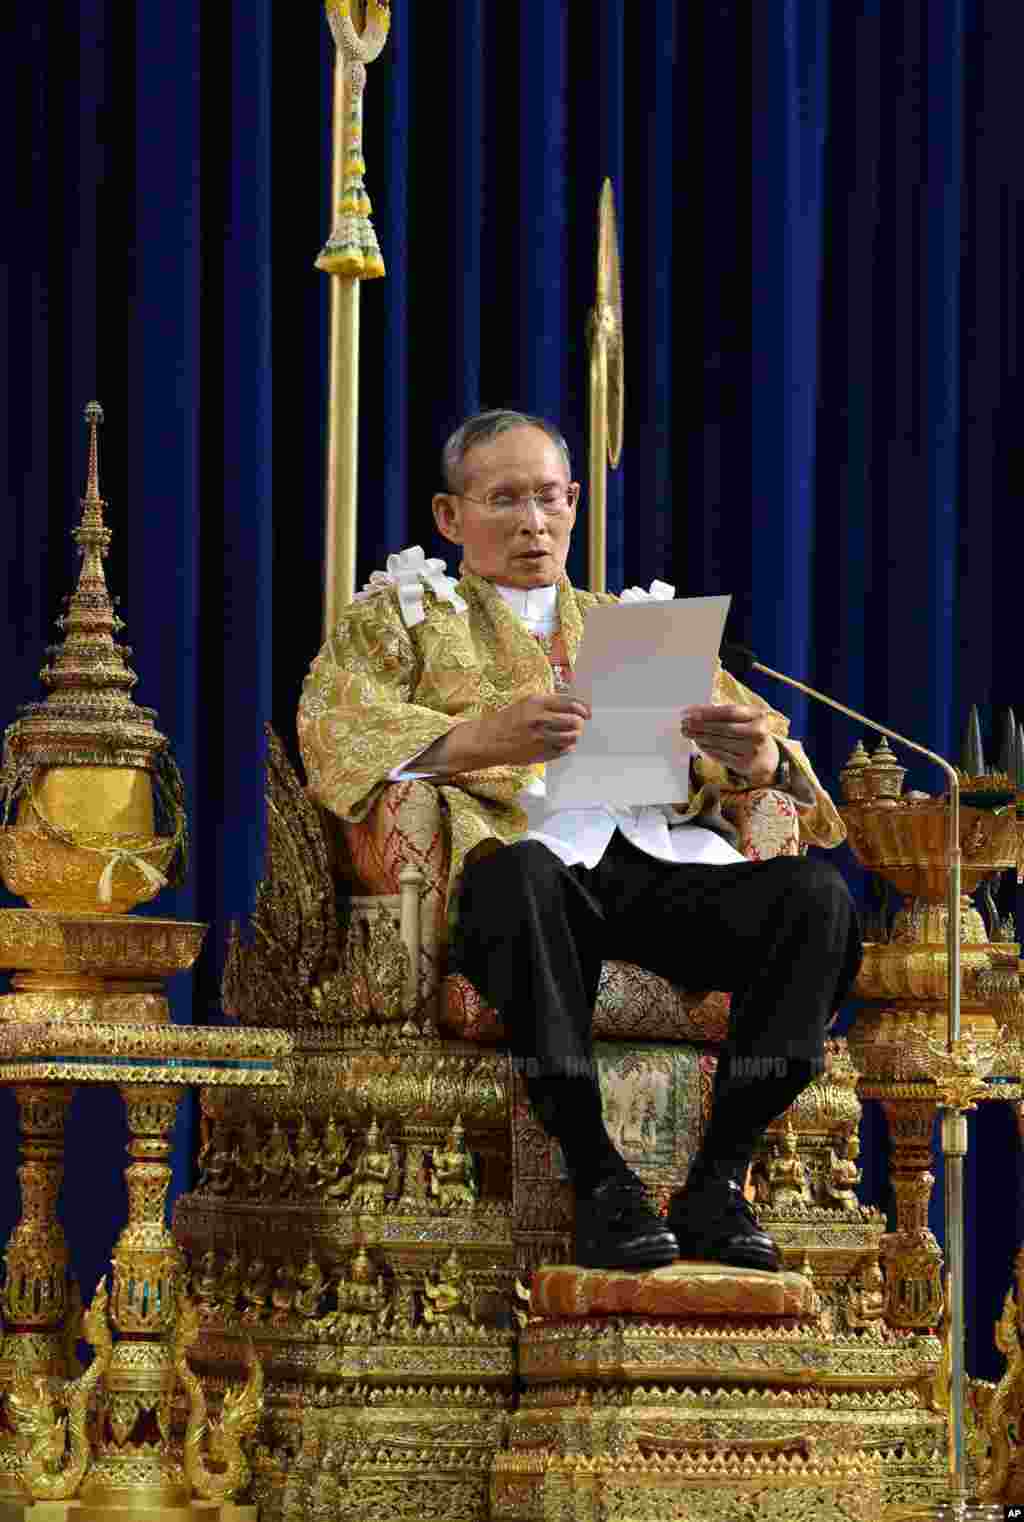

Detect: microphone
721,633,971,1503
719,641,959,816
720,641,757,681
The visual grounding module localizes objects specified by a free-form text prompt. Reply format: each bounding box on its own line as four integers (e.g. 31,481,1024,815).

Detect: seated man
298,409,861,1274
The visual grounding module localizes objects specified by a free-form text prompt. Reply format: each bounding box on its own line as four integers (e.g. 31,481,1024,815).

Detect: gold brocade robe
297,571,845,915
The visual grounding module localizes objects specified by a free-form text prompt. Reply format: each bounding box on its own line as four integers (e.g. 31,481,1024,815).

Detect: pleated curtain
2,0,1022,1376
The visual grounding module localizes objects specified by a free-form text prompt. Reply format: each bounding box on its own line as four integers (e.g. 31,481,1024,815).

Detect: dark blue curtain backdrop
2,1,1022,1377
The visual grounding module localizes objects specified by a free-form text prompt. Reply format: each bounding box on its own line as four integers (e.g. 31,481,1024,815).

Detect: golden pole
323,54,361,640
586,178,624,595
587,325,609,595
318,0,391,640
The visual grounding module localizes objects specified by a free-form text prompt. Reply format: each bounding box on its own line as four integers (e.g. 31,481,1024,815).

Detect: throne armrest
720,786,802,861
331,781,451,1008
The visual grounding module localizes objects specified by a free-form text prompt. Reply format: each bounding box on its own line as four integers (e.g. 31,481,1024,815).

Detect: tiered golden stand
838,745,1021,1334
0,916,288,1522
836,740,1024,1517
0,405,290,1521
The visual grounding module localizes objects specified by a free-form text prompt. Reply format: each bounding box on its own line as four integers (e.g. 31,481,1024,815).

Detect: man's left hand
680,704,779,786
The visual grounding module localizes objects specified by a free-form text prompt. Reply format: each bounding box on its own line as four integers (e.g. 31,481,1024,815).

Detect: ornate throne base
495,1250,947,1522
169,736,954,1519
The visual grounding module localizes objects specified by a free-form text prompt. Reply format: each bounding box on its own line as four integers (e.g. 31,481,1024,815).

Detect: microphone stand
747,658,976,1520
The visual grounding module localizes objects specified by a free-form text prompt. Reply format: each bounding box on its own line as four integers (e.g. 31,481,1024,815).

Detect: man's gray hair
440,409,572,494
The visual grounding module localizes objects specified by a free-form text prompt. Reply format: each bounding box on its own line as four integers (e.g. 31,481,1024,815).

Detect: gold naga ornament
316,0,392,279
173,1296,265,1505
0,400,188,914
6,1277,113,1503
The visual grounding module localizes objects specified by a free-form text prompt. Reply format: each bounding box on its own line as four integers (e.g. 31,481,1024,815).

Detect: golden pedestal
839,797,1021,1333
0,911,289,1521
505,1258,945,1521
0,405,293,1518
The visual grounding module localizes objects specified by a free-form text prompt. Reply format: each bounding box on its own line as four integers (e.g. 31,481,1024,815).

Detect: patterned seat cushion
440,963,730,1045
528,1259,817,1319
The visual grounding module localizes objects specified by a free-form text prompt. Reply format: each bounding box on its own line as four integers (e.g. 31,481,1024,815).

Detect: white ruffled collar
492,581,559,631
353,543,677,630
353,546,467,628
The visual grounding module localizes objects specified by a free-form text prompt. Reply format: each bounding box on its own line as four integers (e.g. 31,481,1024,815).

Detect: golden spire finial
83,400,104,505
70,401,114,616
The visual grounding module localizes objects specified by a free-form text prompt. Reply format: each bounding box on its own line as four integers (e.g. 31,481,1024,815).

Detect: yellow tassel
315,250,365,278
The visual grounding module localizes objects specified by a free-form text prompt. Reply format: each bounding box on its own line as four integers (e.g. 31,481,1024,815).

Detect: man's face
432,425,577,589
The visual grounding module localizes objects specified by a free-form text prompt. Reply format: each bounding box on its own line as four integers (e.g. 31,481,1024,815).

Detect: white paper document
542,595,732,810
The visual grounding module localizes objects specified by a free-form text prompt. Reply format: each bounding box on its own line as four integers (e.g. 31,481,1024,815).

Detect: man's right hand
416,695,591,776
477,694,592,765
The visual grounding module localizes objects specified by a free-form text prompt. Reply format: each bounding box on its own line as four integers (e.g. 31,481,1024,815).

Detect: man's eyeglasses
456,484,579,518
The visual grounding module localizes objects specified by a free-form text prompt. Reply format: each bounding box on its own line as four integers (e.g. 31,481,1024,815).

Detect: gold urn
0,403,185,915
841,795,1019,900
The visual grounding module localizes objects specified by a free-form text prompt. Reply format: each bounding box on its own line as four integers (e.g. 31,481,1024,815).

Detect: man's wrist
417,719,488,777
728,740,788,790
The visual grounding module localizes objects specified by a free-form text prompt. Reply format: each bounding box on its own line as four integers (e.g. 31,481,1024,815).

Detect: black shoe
667,1174,781,1273
574,1174,679,1271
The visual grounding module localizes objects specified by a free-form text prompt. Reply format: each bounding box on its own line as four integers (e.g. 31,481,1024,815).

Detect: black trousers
455,829,862,1085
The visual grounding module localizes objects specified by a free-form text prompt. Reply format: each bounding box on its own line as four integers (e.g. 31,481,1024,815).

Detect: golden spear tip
594,179,624,470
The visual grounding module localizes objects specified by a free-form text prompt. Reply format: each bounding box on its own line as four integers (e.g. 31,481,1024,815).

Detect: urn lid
3,403,168,775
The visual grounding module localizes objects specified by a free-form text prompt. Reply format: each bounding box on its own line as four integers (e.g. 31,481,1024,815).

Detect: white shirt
389,581,745,869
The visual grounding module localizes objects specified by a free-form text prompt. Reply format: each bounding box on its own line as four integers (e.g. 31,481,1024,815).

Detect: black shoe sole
670,1232,781,1273
574,1238,679,1272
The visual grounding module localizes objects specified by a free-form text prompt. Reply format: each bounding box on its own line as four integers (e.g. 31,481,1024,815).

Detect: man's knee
471,838,560,880
461,839,564,909
785,856,855,923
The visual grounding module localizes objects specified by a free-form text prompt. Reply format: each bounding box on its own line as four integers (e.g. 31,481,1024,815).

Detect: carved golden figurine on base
767,1118,812,1208
270,1260,296,1326
315,1114,352,1199
422,1247,477,1335
847,1254,887,1331
429,1114,478,1213
294,1249,327,1322
320,1244,390,1339
193,1248,224,1320
256,1119,295,1201
348,1115,392,1212
824,1130,863,1211
240,1256,272,1325
197,1121,238,1196
292,1114,322,1195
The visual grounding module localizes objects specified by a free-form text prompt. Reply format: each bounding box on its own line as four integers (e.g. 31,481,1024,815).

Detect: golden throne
171,720,947,1521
